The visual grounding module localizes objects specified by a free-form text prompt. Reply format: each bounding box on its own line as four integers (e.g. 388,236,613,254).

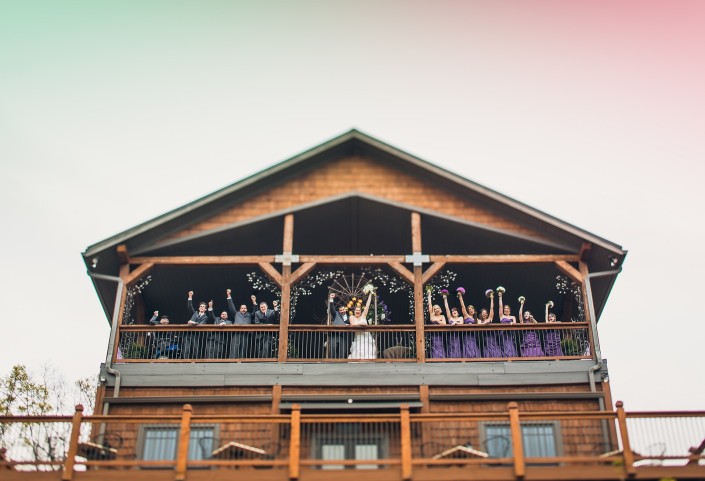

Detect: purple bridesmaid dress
462,317,482,358
499,317,518,357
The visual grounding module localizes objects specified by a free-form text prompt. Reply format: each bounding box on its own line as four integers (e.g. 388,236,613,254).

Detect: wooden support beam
430,254,579,263
554,260,582,283
615,401,637,478
129,255,276,265
580,242,593,263
290,262,317,285
411,212,422,253
388,262,414,285
400,404,412,480
283,213,294,254
116,244,129,264
289,404,301,480
508,402,526,479
174,404,193,481
124,263,155,287
61,405,84,481
258,262,283,286
129,253,579,266
422,261,446,285
414,266,426,363
278,265,291,362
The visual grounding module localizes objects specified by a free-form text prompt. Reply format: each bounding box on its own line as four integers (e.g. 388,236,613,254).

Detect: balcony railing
1,403,703,480
115,323,592,363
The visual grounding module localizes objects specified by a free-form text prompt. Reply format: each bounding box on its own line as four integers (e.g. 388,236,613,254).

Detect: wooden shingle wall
167,155,543,242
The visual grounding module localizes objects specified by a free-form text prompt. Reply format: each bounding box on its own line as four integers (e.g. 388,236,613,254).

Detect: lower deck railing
115,323,592,362
2,403,704,480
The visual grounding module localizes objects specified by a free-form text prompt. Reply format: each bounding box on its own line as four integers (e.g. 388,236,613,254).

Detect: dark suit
227,297,253,358
252,304,279,358
204,310,230,359
182,299,209,359
328,300,351,358
148,315,176,359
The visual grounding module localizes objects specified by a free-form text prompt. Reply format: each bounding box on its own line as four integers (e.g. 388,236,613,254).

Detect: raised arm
458,292,470,319
487,295,495,323
149,311,159,325
545,302,549,323
519,297,525,323
498,290,504,317
226,289,237,317
426,290,433,314
187,291,195,314
361,291,374,319
443,294,452,320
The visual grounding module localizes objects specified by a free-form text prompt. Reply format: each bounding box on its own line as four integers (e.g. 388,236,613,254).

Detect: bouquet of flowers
456,287,465,297
440,289,449,297
546,300,554,308
496,286,506,295
362,283,375,295
518,296,525,303
485,289,494,299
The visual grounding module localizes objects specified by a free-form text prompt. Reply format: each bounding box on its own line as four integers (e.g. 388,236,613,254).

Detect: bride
348,290,376,359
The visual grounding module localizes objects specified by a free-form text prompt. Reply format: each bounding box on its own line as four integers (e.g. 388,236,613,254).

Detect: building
3,130,704,480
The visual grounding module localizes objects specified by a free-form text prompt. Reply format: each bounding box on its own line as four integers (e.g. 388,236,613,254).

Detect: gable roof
83,129,626,322
84,129,625,259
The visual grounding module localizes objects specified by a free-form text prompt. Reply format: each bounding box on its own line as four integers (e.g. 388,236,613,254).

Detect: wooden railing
2,403,704,480
115,323,592,363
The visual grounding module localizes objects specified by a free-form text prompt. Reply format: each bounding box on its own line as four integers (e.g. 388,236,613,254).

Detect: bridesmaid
518,297,544,357
544,301,564,356
443,290,464,358
426,289,447,358
480,289,503,358
497,287,519,357
457,288,482,358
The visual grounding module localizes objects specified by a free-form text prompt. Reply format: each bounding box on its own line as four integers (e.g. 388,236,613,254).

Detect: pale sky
1,1,704,411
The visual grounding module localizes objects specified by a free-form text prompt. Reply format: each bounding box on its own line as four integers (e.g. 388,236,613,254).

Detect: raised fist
208,300,213,308
226,288,231,296
329,293,335,299
188,291,194,298
273,300,279,307
251,295,257,303
154,310,159,316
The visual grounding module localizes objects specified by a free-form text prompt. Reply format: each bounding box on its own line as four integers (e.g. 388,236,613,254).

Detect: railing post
61,404,84,481
174,404,193,481
400,404,412,480
289,403,301,480
615,401,636,478
508,402,525,479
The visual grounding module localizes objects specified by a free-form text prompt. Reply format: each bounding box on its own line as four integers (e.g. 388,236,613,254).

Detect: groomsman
226,289,253,358
183,291,209,359
252,295,279,358
327,293,351,358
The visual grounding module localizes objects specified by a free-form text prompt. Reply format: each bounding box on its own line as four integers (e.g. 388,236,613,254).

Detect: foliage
555,275,585,322
0,364,98,469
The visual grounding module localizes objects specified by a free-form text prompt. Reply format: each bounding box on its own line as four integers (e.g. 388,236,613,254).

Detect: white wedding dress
348,317,377,359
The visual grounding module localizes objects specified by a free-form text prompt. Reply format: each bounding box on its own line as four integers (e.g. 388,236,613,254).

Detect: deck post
615,401,636,477
174,404,193,481
289,404,301,480
400,404,412,480
61,404,84,481
508,402,525,479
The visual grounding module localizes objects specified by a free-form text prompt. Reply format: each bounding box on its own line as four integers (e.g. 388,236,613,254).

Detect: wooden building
4,130,704,481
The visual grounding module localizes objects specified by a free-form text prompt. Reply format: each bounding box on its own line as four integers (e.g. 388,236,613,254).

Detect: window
482,422,559,459
141,425,216,462
317,438,385,469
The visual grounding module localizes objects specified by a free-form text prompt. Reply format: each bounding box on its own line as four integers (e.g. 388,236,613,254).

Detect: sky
1,0,704,412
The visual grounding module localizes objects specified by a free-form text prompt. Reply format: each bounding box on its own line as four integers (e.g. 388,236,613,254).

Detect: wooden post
289,404,301,480
615,401,636,478
508,402,525,479
278,214,295,362
61,405,84,481
174,404,193,481
400,404,412,480
411,213,426,362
